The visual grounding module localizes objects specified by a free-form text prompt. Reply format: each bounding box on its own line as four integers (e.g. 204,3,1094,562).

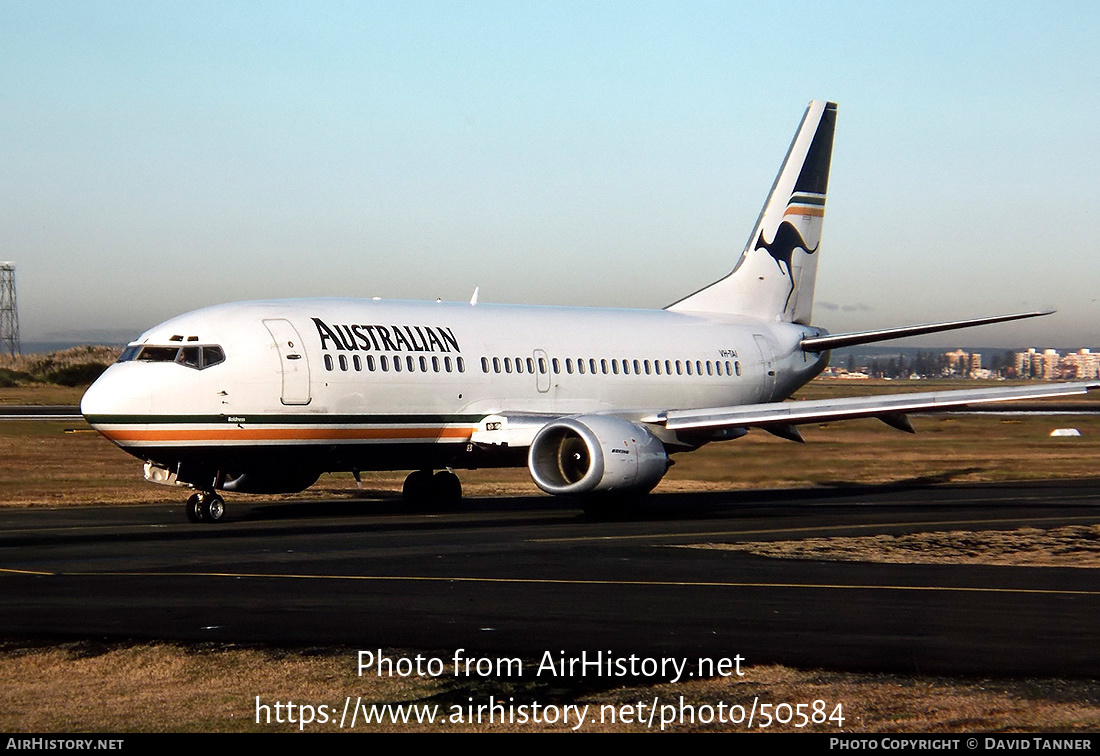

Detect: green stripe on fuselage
83,413,486,425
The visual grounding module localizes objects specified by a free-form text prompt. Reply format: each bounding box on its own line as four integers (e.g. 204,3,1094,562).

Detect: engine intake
528,416,669,496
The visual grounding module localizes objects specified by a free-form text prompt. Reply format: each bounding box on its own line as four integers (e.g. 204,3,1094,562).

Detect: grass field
1,380,1098,732
2,641,1099,732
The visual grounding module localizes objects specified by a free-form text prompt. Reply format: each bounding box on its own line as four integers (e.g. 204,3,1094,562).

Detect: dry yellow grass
0,385,86,405
2,642,1098,732
681,525,1100,568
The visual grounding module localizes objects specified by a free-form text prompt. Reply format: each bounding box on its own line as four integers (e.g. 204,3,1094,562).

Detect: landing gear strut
185,491,226,523
402,469,462,507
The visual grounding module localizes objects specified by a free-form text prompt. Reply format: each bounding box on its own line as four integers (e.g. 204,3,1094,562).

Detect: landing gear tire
402,469,433,504
185,493,203,523
201,494,226,522
432,470,462,507
185,492,226,523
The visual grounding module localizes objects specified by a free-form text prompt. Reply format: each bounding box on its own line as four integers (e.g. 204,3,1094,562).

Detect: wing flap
651,382,1098,432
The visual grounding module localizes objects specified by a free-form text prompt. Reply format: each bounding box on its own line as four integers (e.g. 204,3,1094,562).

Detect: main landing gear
402,469,462,507
185,491,226,523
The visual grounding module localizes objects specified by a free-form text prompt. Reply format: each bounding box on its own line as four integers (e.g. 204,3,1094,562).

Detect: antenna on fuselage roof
470,287,479,305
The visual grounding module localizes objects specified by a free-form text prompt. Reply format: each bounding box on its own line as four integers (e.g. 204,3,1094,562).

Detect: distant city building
820,346,1097,381
1062,348,1100,380
944,349,969,376
942,349,983,378
1015,348,1048,378
1041,349,1060,378
1010,347,1100,380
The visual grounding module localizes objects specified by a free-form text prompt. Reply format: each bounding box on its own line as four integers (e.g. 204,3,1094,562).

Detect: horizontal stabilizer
800,311,1053,352
647,381,1098,432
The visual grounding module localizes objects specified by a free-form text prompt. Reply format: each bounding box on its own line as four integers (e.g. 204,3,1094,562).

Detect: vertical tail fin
667,100,836,324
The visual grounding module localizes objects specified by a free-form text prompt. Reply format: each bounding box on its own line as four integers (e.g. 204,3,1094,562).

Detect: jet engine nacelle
528,415,670,496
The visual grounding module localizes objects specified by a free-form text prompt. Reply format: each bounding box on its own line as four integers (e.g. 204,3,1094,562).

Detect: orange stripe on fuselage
101,426,476,443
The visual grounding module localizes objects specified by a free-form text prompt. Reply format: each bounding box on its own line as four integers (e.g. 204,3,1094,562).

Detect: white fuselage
81,298,829,483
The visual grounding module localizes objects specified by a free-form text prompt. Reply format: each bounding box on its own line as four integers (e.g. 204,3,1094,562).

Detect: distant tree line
0,346,119,387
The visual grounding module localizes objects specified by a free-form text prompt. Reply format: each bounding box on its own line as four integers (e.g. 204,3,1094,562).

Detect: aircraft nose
80,364,151,424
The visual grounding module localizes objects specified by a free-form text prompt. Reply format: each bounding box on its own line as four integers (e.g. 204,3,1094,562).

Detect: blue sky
3,1,1098,347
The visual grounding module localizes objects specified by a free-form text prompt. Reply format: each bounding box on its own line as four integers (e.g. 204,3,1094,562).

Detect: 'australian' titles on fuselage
312,317,461,354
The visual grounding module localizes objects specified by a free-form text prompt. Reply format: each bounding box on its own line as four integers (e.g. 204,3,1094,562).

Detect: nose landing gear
185,491,226,523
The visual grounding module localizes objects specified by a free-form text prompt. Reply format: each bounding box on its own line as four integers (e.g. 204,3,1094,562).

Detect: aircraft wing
645,382,1099,438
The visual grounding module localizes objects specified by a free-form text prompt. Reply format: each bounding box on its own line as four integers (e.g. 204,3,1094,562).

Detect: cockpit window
178,346,202,369
202,346,225,367
137,346,180,362
118,344,227,370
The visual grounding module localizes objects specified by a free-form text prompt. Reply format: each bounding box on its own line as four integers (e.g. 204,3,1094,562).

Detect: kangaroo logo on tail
754,218,820,309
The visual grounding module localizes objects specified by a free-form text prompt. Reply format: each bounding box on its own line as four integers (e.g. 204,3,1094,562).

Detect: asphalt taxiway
2,479,1099,677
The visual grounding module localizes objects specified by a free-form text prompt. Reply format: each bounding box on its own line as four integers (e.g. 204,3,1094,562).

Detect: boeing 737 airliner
80,101,1097,522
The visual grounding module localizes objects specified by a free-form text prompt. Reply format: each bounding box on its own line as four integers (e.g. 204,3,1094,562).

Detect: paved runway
0,405,82,420
2,479,1099,677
